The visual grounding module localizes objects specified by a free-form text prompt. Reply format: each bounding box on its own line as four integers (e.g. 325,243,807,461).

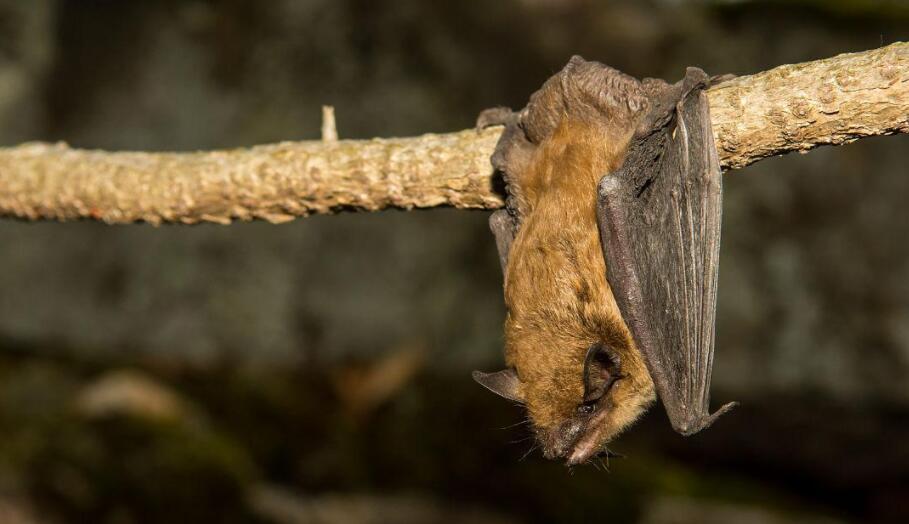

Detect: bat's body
497,121,657,462
474,58,733,464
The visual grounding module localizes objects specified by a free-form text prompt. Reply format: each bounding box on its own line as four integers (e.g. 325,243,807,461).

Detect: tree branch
709,42,909,170
1,43,907,225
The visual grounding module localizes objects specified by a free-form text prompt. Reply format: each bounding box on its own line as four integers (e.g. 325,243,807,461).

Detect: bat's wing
489,210,517,273
596,68,736,435
477,107,525,273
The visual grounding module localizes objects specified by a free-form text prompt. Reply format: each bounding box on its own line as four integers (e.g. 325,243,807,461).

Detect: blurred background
1,0,908,523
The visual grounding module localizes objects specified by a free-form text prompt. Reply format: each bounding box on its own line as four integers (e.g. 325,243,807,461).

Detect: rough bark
0,43,906,225
0,130,503,225
708,42,909,170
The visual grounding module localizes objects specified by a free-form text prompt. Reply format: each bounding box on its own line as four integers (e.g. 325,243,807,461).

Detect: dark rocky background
0,1,907,523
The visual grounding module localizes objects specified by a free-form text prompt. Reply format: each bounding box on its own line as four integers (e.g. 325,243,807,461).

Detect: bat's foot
708,73,737,87
476,107,517,130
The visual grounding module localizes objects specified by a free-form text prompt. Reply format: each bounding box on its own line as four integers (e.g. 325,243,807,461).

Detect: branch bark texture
1,43,907,224
708,42,909,170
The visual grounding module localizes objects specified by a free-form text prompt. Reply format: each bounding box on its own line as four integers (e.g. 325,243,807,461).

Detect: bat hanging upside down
474,57,736,465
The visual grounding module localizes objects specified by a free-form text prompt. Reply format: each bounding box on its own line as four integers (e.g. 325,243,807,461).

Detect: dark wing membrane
489,209,517,273
596,68,736,435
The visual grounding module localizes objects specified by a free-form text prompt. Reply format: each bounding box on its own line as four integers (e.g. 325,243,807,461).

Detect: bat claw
597,173,625,200
708,73,737,87
476,107,517,130
675,401,738,436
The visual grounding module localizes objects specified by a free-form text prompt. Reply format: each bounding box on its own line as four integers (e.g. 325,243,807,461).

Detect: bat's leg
489,210,516,273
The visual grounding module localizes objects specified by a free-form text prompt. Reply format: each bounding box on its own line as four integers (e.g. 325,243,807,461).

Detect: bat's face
475,217,656,464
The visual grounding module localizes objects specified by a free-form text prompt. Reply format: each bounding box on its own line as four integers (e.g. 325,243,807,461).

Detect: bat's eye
577,402,596,415
582,343,621,404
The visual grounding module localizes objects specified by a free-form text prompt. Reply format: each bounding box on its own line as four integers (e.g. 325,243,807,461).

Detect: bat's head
474,221,656,465
472,341,654,465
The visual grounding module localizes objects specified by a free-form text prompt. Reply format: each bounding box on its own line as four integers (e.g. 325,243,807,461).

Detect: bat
473,57,735,465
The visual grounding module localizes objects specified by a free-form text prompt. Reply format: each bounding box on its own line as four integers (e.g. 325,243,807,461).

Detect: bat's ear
582,343,621,403
472,369,525,403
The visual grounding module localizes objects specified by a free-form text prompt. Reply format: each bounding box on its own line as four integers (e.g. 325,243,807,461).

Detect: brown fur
503,118,656,453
